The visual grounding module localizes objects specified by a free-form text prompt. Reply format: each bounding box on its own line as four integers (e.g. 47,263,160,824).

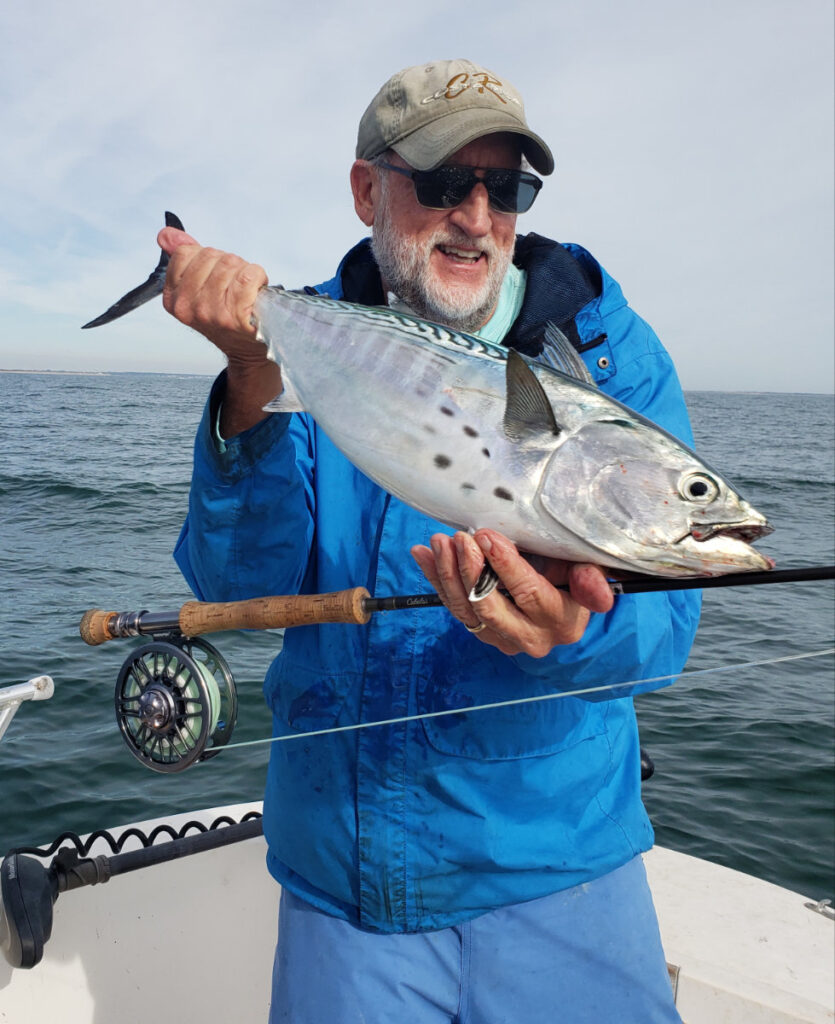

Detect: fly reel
114,637,237,773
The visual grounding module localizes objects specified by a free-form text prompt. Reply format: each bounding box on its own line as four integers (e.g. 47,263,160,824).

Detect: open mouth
437,244,483,264
689,521,775,544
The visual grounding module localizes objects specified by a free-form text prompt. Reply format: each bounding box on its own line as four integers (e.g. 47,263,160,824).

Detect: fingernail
475,533,492,555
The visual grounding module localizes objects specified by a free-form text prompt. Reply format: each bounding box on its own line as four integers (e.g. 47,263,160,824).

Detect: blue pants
269,855,681,1023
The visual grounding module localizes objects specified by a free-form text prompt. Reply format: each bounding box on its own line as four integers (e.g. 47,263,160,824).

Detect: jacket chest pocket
415,647,604,761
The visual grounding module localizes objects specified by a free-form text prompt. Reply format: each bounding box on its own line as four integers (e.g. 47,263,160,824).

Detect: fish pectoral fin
503,349,562,442
263,371,306,413
81,211,184,329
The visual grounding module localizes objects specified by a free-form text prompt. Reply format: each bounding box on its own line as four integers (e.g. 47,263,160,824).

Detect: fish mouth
687,520,775,544
663,517,777,574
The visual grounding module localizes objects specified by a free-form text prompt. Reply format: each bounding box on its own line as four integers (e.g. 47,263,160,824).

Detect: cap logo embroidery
420,72,521,108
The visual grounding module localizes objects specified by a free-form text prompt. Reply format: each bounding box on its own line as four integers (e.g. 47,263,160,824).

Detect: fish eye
679,472,720,503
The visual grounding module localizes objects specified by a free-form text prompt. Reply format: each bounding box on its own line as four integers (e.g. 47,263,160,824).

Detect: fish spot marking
463,425,479,437
482,447,491,458
493,487,513,501
462,483,476,491
434,454,452,469
440,406,455,417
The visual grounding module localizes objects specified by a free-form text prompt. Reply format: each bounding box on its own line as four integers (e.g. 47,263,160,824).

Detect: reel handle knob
79,609,118,646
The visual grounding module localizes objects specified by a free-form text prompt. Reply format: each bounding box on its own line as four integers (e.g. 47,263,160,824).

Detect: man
161,59,701,1023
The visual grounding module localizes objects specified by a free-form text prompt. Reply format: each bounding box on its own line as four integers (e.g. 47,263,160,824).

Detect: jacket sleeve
511,303,703,698
174,372,316,603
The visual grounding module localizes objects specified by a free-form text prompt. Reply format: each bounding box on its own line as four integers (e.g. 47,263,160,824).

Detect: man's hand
157,226,280,436
411,529,614,657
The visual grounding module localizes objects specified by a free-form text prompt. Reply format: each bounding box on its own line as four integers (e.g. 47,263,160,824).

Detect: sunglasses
376,161,543,214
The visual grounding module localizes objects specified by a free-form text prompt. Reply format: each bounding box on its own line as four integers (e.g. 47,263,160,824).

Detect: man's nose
447,182,492,237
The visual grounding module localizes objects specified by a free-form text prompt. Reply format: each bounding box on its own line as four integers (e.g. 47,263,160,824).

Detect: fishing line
198,646,835,761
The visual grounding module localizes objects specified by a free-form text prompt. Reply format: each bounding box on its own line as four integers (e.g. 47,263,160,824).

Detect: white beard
370,187,513,333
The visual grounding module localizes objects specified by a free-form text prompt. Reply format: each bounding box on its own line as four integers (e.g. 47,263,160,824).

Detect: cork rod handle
178,588,371,634
79,588,371,646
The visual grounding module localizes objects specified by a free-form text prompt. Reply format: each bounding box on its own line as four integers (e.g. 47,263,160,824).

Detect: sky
0,0,832,393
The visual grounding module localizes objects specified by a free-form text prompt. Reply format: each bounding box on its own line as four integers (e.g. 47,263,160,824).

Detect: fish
256,289,773,576
83,214,774,578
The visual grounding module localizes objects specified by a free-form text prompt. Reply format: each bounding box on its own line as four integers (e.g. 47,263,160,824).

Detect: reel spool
115,637,238,773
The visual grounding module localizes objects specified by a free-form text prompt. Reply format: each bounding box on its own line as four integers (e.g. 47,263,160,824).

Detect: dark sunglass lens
513,180,539,214
483,171,519,213
436,166,476,208
480,171,541,213
412,167,473,209
502,173,542,213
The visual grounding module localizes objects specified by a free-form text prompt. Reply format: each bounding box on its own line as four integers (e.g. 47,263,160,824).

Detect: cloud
0,0,832,389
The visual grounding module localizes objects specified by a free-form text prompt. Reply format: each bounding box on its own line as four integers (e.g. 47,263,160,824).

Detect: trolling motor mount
114,637,237,773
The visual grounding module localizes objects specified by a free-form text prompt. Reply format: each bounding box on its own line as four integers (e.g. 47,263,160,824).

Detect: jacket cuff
196,369,292,483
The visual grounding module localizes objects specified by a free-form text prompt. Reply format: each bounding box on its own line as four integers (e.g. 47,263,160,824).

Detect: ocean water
1,373,833,900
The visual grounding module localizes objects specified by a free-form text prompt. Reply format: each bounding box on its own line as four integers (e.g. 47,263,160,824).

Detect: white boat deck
1,803,832,1023
645,845,834,1023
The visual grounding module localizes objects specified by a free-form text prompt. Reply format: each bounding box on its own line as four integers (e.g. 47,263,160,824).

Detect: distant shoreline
0,368,110,376
0,368,213,378
0,368,831,395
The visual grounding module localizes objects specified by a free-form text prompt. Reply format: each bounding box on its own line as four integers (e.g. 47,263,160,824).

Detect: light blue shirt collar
474,262,526,344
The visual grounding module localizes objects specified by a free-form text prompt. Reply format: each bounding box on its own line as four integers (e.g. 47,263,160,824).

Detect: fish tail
81,212,184,329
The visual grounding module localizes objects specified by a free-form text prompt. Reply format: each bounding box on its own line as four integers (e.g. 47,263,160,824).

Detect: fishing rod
79,564,834,776
81,565,835,645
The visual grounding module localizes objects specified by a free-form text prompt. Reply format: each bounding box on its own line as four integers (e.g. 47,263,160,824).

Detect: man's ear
351,160,376,227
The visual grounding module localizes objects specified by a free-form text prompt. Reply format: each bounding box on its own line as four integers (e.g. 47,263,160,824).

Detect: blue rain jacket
174,235,702,934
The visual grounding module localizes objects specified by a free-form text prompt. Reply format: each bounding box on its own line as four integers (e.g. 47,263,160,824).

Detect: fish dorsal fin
534,322,596,386
503,349,561,442
263,370,306,414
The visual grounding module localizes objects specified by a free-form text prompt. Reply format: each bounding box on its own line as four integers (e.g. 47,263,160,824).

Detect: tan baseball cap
356,59,554,175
